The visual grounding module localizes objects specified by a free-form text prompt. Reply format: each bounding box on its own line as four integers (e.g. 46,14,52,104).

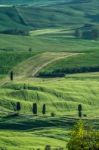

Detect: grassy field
0,47,98,148
0,0,99,149
0,73,99,149
0,0,99,31
0,24,99,150
0,73,99,116
0,0,71,6
0,29,99,76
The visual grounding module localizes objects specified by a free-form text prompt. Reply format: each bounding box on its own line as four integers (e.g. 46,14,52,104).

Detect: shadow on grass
0,115,75,131
0,115,98,131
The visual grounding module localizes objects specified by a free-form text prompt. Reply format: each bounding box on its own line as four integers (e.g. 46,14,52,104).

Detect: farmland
0,0,99,149
0,73,99,149
0,28,99,150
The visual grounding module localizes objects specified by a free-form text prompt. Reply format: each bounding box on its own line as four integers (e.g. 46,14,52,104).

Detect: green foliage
67,120,99,150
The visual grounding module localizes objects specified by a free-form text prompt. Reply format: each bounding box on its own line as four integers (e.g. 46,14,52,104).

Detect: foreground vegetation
68,120,99,150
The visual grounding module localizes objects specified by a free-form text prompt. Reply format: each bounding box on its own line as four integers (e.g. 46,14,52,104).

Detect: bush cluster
67,120,99,150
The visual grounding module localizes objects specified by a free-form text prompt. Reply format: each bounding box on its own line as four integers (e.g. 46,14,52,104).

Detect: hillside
0,0,99,31
0,73,99,116
0,29,99,77
0,0,72,6
0,73,99,149
0,0,99,149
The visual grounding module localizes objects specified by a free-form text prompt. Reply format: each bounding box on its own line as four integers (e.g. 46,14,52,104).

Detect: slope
0,0,72,6
13,52,78,77
0,0,99,31
0,73,99,117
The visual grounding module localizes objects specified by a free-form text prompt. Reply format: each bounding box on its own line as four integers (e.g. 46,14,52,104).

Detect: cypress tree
16,102,21,113
78,104,82,118
78,104,82,112
10,71,14,81
33,103,37,115
42,104,46,115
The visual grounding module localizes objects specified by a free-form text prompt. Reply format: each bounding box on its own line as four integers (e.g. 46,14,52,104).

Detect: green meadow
0,73,99,149
0,29,99,149
0,0,99,149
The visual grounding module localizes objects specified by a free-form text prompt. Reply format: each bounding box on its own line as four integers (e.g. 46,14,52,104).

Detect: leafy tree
67,120,99,150
42,104,46,115
32,103,37,115
16,102,21,113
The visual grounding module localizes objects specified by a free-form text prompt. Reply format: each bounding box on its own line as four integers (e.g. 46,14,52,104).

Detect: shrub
45,145,51,150
67,120,99,150
51,112,55,117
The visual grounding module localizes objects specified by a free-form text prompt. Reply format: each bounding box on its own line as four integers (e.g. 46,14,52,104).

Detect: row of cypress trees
32,103,46,115
16,102,84,118
16,102,46,115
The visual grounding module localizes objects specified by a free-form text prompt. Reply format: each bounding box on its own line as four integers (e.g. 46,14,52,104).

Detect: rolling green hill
0,0,99,149
0,29,99,77
0,0,99,31
0,73,99,149
0,0,72,6
0,73,99,116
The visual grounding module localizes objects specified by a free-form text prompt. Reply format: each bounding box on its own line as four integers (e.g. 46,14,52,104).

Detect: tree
28,48,32,52
78,104,82,111
23,84,26,90
32,103,37,115
45,145,51,150
10,71,14,81
42,104,46,115
16,102,21,113
67,120,99,150
78,104,82,118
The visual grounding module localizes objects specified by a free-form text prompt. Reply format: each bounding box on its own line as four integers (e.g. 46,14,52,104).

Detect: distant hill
0,0,72,6
0,0,99,31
